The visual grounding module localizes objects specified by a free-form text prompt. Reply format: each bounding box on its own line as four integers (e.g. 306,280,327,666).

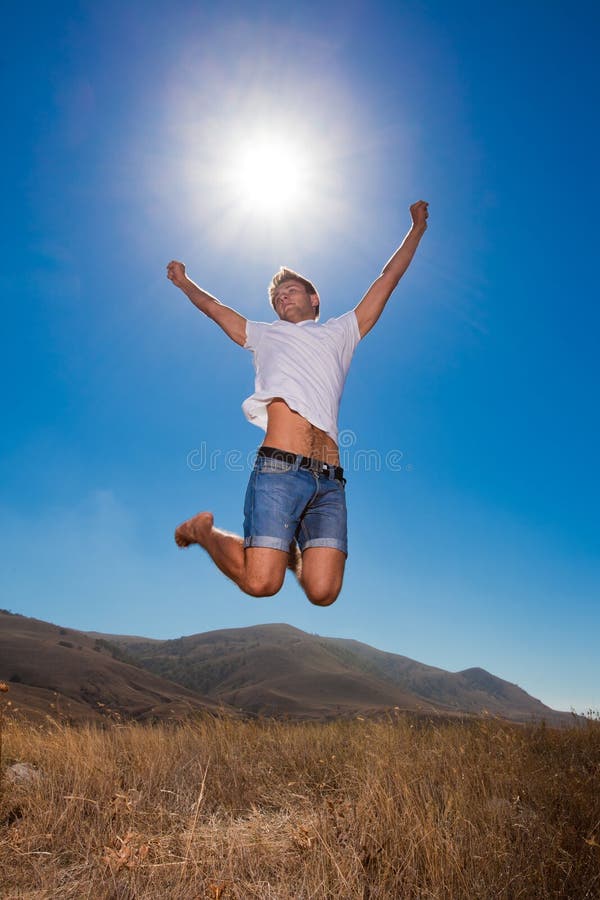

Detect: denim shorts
243,452,348,555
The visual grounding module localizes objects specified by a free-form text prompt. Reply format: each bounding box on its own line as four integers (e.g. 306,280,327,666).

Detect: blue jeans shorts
243,450,348,555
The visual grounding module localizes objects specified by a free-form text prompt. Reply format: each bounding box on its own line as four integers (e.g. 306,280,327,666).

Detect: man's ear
310,292,319,310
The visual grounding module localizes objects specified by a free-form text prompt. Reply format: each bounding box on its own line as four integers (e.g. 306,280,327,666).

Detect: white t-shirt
243,310,361,445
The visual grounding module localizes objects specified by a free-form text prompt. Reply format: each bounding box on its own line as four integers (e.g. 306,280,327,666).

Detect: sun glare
223,134,311,216
161,33,368,251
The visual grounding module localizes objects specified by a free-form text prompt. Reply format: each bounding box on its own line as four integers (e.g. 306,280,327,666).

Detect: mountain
0,610,234,723
1,612,571,725
320,637,563,721
95,622,572,725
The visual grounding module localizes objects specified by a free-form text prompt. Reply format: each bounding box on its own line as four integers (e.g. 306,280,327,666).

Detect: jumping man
168,200,429,606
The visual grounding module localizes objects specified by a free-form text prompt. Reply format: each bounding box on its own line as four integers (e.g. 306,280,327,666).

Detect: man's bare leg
277,541,345,606
175,512,288,597
299,547,346,607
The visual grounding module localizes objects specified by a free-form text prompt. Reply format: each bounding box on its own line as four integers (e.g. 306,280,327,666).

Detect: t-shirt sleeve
332,309,361,354
244,320,271,351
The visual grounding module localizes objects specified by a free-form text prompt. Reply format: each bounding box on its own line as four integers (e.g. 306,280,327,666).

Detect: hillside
98,622,571,724
322,636,561,722
0,610,233,723
1,613,571,724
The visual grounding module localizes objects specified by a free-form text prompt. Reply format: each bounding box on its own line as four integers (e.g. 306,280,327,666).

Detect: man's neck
280,313,316,325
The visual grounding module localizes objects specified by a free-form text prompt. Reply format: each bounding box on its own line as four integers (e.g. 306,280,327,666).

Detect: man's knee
243,547,288,597
302,553,345,607
245,572,284,597
305,583,341,607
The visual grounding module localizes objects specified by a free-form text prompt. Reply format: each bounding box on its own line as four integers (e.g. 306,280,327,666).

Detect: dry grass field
1,706,599,899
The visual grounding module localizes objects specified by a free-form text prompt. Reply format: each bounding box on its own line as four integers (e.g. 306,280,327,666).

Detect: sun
222,133,311,217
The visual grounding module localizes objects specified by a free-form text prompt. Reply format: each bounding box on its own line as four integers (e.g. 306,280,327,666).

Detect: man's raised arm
167,260,247,347
354,200,429,339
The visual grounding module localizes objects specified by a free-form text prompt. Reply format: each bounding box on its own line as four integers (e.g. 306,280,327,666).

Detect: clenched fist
166,260,189,289
410,200,429,231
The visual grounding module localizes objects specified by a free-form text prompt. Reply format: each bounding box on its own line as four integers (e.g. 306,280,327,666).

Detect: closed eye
275,287,300,303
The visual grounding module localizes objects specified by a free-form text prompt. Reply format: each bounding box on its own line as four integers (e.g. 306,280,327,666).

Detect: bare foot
287,541,302,579
174,512,214,548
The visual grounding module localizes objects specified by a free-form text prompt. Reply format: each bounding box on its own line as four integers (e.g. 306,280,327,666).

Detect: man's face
272,280,318,323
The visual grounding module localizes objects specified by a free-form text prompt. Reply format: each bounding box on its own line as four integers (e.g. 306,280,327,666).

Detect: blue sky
2,0,599,713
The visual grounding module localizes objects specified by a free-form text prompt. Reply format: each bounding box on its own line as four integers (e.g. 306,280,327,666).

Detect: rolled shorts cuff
301,537,348,555
243,535,291,552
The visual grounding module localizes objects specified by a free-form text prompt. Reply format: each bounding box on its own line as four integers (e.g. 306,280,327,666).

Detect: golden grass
1,712,599,898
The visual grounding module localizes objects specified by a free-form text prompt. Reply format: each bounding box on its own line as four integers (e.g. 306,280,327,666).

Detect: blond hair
268,267,320,320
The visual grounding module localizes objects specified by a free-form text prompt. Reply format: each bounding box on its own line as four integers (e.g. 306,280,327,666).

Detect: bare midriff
262,398,340,465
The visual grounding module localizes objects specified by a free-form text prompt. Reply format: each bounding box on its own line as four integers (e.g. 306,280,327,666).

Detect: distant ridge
92,622,572,725
1,612,571,725
0,610,234,723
